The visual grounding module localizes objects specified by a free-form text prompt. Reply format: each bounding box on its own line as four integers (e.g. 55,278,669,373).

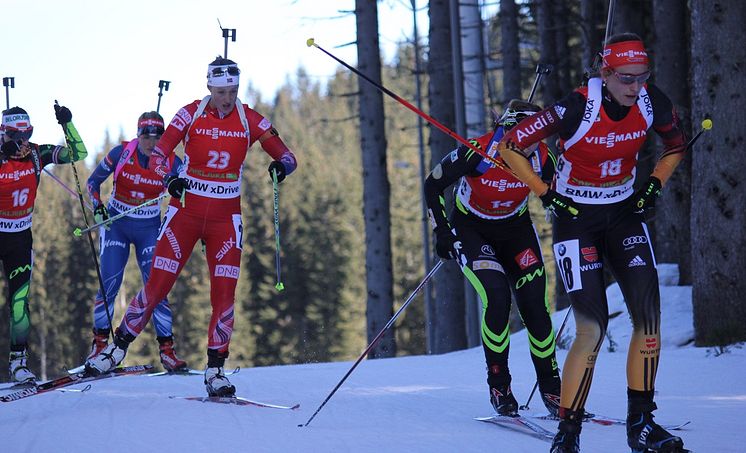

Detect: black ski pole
300,260,444,427
519,306,573,411
272,169,284,291
55,100,117,344
527,64,553,103
156,80,170,114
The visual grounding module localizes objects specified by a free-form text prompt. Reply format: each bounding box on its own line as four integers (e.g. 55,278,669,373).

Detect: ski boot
550,407,582,453
539,376,562,417
627,395,688,452
205,367,236,397
85,331,129,376
86,328,110,361
9,350,37,385
157,336,188,373
488,364,518,416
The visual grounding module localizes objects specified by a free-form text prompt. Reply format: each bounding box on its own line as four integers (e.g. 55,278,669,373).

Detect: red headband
602,40,649,69
138,118,164,129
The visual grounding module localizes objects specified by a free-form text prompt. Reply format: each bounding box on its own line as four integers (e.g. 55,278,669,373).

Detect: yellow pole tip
306,38,315,47
702,119,713,130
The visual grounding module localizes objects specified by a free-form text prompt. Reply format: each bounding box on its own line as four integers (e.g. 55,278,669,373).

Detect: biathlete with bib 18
85,57,298,397
497,33,689,453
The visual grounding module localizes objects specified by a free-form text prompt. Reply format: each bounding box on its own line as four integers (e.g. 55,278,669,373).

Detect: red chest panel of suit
459,133,545,219
113,152,170,206
560,91,649,187
185,109,250,183
0,159,38,219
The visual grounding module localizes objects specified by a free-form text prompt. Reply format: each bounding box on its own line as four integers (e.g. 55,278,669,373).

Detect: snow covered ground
2,264,745,453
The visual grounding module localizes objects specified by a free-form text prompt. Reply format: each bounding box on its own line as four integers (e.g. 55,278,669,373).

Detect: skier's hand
629,176,662,214
165,176,188,199
54,104,73,125
435,228,462,260
93,205,110,230
540,189,580,219
268,161,287,183
0,140,20,159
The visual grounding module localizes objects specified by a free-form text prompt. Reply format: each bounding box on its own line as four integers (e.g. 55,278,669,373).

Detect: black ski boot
627,392,689,453
539,375,562,417
550,407,582,453
487,364,518,416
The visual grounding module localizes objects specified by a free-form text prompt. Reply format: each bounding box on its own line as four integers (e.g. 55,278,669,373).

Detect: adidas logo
628,255,646,267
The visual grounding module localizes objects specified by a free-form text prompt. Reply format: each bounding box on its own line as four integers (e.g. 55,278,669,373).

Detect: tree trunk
537,0,561,104
652,0,692,284
428,0,466,354
690,0,746,345
500,0,521,102
581,0,602,71
459,0,487,348
355,0,396,358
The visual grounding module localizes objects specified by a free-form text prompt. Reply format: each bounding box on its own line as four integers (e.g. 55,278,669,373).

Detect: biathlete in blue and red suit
85,111,187,372
497,33,689,453
0,104,87,384
425,99,562,418
86,57,298,398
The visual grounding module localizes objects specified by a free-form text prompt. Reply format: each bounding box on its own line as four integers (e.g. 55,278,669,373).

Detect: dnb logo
514,248,539,270
215,265,240,279
153,256,179,274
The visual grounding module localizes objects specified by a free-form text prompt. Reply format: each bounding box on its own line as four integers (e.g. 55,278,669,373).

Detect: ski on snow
0,364,153,402
147,367,241,377
476,415,555,442
169,395,300,410
526,413,691,430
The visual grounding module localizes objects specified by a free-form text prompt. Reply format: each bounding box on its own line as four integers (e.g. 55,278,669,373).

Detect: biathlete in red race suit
498,34,689,453
0,104,87,384
86,57,297,397
424,100,563,418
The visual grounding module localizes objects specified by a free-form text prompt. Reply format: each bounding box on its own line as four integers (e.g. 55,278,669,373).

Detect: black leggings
452,209,558,381
553,200,660,410
0,229,34,351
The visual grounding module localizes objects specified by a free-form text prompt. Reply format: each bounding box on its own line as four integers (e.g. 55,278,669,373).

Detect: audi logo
622,236,648,247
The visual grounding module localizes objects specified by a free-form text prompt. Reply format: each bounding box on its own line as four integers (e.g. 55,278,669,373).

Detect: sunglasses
138,125,164,137
3,127,33,142
500,110,540,128
611,70,650,85
210,66,240,77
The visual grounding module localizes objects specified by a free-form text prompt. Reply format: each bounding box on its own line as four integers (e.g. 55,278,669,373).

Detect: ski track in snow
2,265,745,452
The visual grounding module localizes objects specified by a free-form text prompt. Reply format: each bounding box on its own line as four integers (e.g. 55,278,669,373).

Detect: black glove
165,176,188,199
435,228,462,260
0,140,20,159
268,161,287,183
540,189,580,219
54,104,73,125
93,205,110,230
630,176,662,213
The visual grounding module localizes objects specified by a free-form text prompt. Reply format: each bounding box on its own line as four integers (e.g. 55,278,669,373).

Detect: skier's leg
133,217,187,371
86,206,198,374
502,222,560,415
86,221,131,359
606,212,685,452
201,214,242,396
453,215,517,415
2,229,37,383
